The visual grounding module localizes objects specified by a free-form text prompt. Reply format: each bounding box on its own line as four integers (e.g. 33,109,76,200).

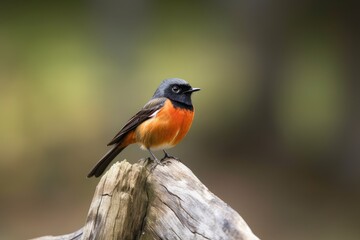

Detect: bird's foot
161,150,181,162
148,156,164,172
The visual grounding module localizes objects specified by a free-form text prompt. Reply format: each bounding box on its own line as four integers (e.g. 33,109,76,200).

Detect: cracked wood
32,159,260,240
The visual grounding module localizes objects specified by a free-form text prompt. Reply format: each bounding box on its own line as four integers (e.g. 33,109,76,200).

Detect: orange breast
135,99,194,150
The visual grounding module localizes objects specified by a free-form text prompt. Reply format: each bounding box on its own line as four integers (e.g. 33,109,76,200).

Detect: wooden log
32,159,260,240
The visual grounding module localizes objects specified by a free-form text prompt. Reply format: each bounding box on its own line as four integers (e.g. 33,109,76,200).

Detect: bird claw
161,150,181,162
147,156,164,172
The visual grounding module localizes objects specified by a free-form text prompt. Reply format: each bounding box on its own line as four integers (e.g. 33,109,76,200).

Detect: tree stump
32,159,260,240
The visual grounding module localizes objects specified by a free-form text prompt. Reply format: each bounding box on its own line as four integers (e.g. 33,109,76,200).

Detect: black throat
170,99,194,111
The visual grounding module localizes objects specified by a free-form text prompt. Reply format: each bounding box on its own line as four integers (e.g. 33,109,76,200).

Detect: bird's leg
147,149,163,171
161,150,181,162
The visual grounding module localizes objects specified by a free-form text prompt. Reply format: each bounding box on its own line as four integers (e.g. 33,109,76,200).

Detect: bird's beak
185,88,201,93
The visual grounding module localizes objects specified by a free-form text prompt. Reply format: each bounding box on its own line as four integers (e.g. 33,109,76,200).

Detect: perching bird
87,78,200,177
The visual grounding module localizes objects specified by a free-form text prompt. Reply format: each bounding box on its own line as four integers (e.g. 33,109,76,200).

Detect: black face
165,83,194,107
152,78,200,109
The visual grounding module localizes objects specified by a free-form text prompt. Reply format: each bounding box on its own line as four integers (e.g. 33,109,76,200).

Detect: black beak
184,87,201,93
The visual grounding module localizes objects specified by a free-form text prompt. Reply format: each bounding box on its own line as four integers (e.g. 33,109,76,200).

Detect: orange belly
135,99,194,150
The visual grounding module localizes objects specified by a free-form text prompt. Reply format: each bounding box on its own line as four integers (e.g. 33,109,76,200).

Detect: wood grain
32,159,260,240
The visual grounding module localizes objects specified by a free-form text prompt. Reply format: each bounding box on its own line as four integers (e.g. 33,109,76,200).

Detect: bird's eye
172,86,180,93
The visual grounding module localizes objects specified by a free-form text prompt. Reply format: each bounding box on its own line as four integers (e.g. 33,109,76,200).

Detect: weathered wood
30,228,83,240
32,159,260,240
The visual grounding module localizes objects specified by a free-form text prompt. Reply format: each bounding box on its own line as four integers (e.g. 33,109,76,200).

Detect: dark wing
107,97,167,146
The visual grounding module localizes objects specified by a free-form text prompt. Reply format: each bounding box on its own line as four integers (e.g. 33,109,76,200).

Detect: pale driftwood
32,159,260,240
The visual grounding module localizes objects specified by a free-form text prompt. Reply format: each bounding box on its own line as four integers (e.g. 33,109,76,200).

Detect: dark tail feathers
87,145,125,178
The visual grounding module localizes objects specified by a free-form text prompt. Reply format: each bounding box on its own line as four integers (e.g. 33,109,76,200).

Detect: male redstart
87,78,200,177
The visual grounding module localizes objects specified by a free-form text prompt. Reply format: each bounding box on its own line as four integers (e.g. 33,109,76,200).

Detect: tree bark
32,159,260,240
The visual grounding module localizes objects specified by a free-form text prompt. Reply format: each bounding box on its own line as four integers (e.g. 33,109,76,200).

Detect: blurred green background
1,1,359,239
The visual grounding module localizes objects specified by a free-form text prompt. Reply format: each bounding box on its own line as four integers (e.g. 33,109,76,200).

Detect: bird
87,78,200,178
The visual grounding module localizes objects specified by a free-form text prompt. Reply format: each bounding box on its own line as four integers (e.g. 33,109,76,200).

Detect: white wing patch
149,109,160,118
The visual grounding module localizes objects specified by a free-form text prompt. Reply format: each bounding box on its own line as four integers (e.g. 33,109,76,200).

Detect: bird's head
152,78,200,108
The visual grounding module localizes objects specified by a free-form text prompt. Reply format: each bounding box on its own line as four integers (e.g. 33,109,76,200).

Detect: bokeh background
1,1,359,239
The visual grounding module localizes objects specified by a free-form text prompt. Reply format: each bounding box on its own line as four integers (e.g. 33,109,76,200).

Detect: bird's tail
87,145,125,178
